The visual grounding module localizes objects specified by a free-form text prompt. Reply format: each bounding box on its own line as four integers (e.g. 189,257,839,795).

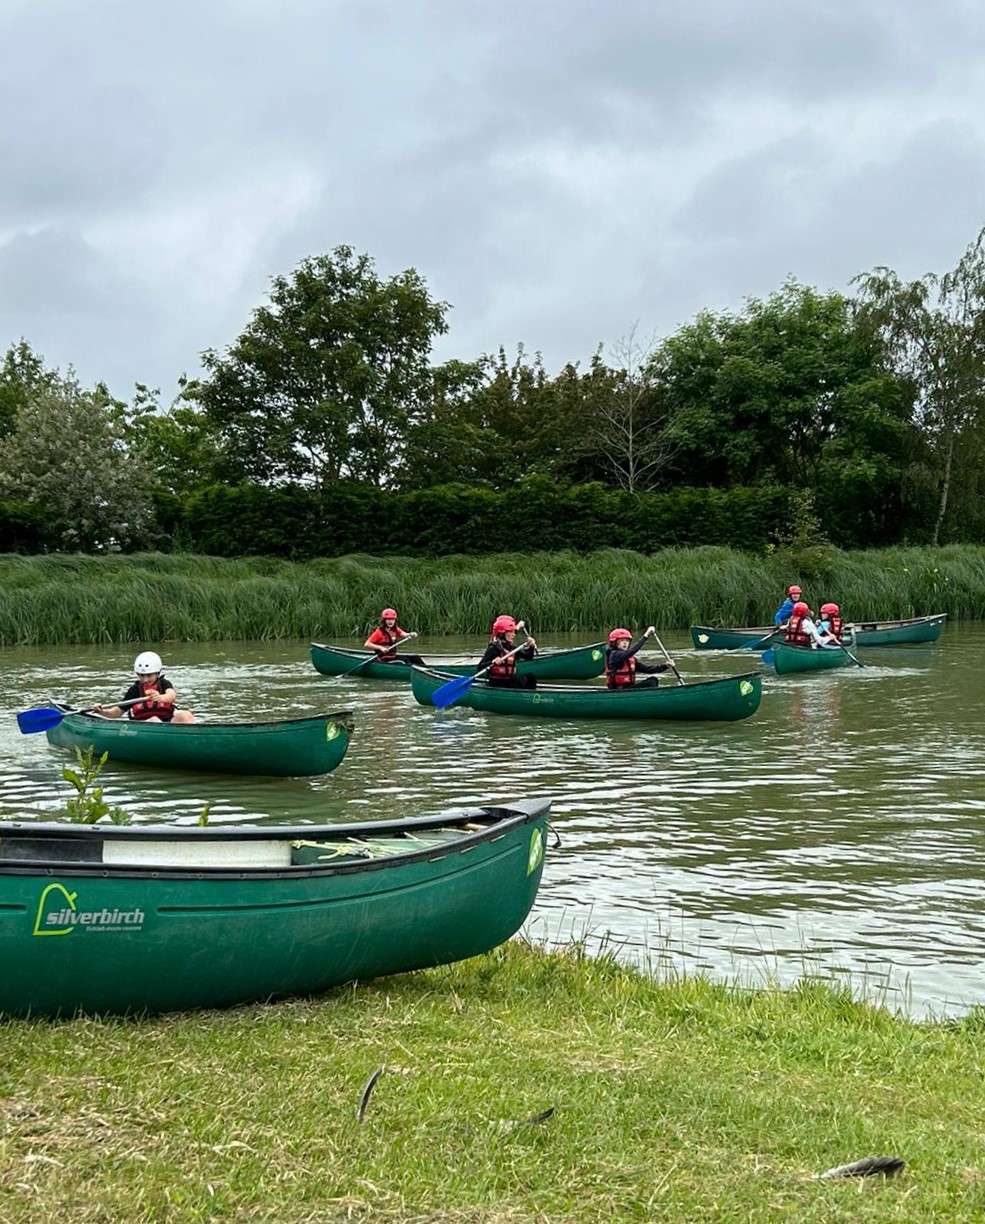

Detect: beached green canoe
691,613,947,651
768,642,853,675
0,798,549,1017
44,708,354,777
410,667,761,721
310,640,606,681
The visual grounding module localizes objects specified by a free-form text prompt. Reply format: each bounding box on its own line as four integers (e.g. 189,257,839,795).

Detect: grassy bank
0,544,981,645
3,942,984,1223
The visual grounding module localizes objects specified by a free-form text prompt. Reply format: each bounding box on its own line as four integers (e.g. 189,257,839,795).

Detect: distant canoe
0,798,549,1018
310,640,606,681
409,667,761,722
691,614,947,651
45,709,354,777
768,642,853,675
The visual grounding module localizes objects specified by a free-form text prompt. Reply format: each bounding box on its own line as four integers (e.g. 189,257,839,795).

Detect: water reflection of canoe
768,642,853,675
691,613,947,651
409,667,762,721
45,708,354,777
0,798,550,1018
310,640,606,680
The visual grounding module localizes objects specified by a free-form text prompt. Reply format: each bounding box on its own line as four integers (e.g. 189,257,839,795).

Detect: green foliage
197,246,449,488
60,746,131,825
177,478,795,559
0,371,154,551
0,339,57,441
0,495,46,553
0,544,976,645
854,227,985,544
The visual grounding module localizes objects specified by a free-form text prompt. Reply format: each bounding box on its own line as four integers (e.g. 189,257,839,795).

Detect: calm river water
2,625,983,1016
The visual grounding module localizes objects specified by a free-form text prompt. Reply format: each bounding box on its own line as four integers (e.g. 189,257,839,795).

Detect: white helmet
134,650,163,675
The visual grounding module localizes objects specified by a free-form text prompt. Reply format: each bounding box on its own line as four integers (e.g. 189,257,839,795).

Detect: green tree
655,283,909,488
196,247,450,488
0,372,153,550
125,379,228,500
854,228,985,545
0,339,57,441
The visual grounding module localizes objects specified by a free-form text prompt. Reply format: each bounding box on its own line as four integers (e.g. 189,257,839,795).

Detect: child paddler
364,608,425,666
478,615,537,689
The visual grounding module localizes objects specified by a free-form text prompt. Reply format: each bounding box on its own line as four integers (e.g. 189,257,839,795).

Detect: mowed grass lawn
3,942,984,1223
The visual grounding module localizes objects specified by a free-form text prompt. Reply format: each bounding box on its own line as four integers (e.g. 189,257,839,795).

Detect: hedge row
170,480,798,558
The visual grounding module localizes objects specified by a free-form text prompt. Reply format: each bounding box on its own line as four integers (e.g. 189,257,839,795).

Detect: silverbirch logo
33,883,146,936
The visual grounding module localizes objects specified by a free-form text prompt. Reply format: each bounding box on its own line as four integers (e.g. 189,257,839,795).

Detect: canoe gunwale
50,707,356,732
0,801,550,882
410,667,761,695
310,641,605,666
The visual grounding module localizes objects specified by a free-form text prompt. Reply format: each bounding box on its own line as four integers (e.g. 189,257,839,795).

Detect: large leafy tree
854,228,985,545
125,379,229,500
196,247,449,488
654,282,913,490
0,372,154,550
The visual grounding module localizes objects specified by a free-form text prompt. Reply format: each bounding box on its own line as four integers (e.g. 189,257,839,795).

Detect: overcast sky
2,0,985,399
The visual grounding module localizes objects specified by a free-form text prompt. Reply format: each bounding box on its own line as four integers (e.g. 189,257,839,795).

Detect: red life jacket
605,649,637,689
130,679,174,722
487,641,517,679
822,614,843,641
367,626,399,660
784,614,812,647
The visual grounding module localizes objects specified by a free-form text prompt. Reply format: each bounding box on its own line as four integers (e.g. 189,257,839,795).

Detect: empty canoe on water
768,642,853,675
0,798,550,1017
44,709,354,777
691,613,947,650
410,667,762,721
310,640,606,680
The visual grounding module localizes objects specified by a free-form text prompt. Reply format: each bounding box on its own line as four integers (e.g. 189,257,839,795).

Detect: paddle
342,633,419,677
430,633,531,709
649,628,686,686
741,626,784,650
17,697,145,735
833,639,865,668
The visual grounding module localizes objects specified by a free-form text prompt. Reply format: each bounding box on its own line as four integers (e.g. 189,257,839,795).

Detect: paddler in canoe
604,627,677,689
95,651,197,723
364,608,425,666
784,602,837,649
478,615,538,688
774,584,805,626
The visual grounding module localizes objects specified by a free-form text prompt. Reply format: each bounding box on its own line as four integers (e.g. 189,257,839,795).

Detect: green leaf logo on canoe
527,828,544,876
739,680,755,696
697,634,709,644
326,722,340,740
592,649,603,661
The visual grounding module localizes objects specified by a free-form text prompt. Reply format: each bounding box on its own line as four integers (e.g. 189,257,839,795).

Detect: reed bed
0,545,980,645
2,941,985,1222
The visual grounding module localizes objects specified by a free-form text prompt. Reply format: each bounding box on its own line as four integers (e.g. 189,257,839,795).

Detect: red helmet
380,608,397,620
491,615,516,635
792,601,810,616
608,628,632,644
787,585,802,596
820,602,839,615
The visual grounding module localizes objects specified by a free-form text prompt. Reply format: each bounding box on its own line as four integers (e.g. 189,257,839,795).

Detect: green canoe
691,613,947,650
768,642,853,675
410,667,761,721
310,640,606,681
0,799,549,1018
45,709,354,777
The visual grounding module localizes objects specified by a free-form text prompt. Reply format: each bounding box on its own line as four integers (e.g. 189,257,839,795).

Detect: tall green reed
0,545,979,645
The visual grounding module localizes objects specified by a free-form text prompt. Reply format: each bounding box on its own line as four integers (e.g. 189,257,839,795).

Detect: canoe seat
102,841,293,869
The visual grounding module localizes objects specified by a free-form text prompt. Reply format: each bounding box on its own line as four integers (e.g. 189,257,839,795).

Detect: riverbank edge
0,543,979,645
4,939,984,1222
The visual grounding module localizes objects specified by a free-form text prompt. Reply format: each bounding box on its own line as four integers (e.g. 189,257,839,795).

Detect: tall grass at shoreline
3,942,985,1222
0,544,981,645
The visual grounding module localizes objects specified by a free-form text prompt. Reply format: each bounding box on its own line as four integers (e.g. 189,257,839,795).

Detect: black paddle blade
16,706,68,735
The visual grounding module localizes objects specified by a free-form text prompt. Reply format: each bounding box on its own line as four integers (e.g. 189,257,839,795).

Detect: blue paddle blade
16,706,67,734
762,649,775,668
431,674,474,709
